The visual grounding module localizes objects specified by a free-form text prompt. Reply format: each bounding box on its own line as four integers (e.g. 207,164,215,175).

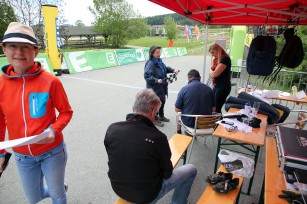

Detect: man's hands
158,70,179,84
36,131,55,144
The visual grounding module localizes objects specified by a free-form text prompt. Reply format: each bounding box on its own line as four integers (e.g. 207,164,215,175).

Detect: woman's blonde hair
209,43,228,63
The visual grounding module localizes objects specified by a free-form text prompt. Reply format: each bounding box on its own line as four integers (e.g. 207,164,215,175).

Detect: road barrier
0,53,54,75
0,47,187,75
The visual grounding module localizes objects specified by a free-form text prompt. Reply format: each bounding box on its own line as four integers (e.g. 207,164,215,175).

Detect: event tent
149,0,307,25
149,0,307,81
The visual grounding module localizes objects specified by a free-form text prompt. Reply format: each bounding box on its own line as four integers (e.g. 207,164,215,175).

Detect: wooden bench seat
197,165,244,204
169,133,193,167
114,134,192,203
114,197,131,204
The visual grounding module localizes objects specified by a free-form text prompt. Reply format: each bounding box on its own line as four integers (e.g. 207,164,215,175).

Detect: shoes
154,119,164,127
212,178,239,194
159,116,170,122
205,172,233,185
64,184,68,192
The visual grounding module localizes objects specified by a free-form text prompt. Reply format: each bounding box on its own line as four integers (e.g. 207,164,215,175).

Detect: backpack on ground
276,28,304,68
246,35,276,76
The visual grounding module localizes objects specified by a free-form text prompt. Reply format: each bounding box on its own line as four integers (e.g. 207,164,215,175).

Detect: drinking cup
253,102,260,115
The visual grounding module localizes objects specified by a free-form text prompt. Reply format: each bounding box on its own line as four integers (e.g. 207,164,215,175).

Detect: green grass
127,36,214,55
48,35,216,55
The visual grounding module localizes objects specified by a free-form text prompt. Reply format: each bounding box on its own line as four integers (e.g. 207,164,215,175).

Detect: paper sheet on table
216,118,252,133
296,90,307,99
0,130,49,150
279,90,306,99
260,90,280,98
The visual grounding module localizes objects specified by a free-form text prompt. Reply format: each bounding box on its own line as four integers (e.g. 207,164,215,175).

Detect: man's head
187,69,201,81
1,22,40,74
132,89,161,122
149,45,161,59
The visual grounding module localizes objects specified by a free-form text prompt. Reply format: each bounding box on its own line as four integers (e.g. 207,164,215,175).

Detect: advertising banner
229,26,247,72
0,57,8,69
63,50,118,74
0,54,54,75
115,49,146,66
162,48,178,58
35,53,55,74
143,48,150,61
176,47,187,56
42,5,61,72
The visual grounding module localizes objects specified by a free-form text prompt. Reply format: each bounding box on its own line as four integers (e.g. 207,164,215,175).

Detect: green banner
115,49,145,66
63,50,118,74
176,47,187,56
0,54,54,75
0,57,8,69
36,53,55,74
162,48,178,58
143,48,150,61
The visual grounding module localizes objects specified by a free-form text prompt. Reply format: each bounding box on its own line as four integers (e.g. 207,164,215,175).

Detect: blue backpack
246,36,276,76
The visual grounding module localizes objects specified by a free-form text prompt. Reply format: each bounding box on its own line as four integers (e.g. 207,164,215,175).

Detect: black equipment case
276,126,307,172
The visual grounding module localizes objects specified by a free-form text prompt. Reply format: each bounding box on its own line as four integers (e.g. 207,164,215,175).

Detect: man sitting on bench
104,89,197,204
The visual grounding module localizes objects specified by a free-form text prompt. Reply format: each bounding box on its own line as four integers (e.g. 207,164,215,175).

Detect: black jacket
104,113,173,203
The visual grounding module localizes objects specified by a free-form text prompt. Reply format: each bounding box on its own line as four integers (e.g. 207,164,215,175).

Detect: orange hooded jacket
0,62,73,156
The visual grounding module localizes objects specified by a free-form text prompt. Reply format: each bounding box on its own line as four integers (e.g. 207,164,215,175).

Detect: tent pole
202,23,209,83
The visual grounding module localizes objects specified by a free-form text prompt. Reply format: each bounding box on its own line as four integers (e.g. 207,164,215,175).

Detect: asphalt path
1,55,265,204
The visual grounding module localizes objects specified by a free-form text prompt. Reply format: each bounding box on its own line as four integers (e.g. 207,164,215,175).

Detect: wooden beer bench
197,165,244,204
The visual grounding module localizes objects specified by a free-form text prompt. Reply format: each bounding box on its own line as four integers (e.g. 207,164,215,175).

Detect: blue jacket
144,59,175,101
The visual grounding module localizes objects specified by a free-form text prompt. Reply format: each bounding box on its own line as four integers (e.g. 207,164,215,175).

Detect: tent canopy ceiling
149,0,307,25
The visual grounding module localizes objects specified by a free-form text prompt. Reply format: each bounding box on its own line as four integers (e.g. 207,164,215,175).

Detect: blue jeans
14,143,67,204
151,164,197,204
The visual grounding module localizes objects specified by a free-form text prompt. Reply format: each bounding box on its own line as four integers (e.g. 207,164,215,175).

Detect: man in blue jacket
175,69,216,133
144,45,179,127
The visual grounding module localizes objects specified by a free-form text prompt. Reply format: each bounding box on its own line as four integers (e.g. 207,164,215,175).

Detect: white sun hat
1,22,40,48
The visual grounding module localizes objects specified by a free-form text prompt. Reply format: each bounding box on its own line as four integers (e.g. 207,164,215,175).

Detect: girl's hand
36,131,55,144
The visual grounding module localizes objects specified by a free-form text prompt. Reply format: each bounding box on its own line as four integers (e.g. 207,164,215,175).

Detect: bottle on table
244,102,251,116
292,85,298,95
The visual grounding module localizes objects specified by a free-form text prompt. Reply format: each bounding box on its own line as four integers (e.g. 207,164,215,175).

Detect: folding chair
178,112,221,163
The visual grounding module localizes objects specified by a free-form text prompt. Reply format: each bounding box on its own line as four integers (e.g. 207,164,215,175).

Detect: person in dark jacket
104,89,197,204
144,45,179,127
175,69,216,133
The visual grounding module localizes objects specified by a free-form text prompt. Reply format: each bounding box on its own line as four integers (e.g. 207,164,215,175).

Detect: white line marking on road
63,76,179,94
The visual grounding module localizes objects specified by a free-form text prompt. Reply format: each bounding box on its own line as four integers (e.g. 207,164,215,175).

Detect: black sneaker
212,178,239,194
205,172,233,185
154,120,164,127
159,116,170,122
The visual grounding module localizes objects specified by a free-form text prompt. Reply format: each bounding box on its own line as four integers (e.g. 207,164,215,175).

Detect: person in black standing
144,45,179,127
208,43,232,113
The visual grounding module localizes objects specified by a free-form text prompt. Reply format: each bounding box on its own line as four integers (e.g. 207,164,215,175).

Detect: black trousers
157,100,165,118
213,85,231,113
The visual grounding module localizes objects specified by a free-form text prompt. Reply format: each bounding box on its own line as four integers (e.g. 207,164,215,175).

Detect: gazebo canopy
149,0,307,25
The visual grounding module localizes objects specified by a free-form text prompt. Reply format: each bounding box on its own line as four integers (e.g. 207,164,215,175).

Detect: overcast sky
63,0,174,26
